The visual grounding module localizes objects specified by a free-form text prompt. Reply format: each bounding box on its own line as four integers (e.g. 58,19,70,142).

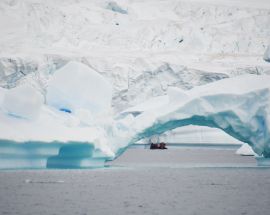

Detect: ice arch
117,77,270,159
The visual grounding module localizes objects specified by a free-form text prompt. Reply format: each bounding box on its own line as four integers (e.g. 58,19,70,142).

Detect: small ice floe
236,143,255,156
24,179,64,184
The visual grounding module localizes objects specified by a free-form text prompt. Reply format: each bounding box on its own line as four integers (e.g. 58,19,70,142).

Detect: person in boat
150,135,159,149
159,142,167,149
149,135,167,149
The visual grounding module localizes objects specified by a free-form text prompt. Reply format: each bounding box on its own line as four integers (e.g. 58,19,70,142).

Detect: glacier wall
0,0,270,112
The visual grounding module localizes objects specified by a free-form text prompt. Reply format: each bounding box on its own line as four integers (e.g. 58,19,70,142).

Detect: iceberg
1,63,270,169
0,62,115,169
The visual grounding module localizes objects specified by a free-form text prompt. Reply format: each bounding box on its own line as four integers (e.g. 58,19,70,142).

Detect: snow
46,61,112,116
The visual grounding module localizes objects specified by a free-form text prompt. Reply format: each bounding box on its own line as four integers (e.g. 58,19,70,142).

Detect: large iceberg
0,62,115,169
1,62,270,169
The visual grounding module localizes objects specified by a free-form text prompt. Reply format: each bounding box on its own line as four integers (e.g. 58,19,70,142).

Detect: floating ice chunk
263,45,270,62
46,61,112,116
236,143,256,156
2,85,43,120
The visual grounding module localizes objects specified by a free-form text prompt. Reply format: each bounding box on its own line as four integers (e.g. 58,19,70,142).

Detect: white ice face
46,61,112,117
2,84,44,120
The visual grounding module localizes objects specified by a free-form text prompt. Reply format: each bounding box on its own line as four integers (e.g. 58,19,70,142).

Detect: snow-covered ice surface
0,0,270,168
